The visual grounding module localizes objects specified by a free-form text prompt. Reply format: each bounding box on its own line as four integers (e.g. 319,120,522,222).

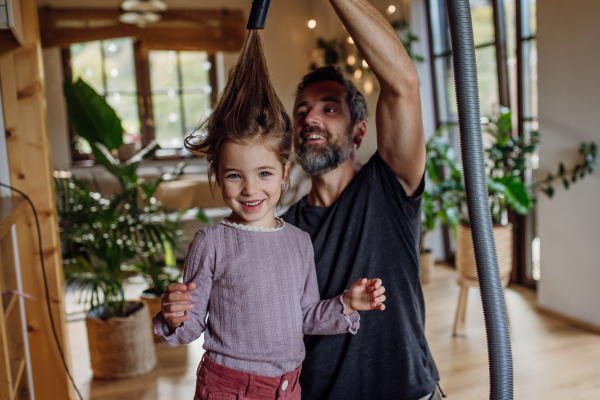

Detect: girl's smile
239,199,266,213
218,141,288,229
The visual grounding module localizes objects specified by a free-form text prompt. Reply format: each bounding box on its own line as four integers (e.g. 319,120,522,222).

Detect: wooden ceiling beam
38,7,245,51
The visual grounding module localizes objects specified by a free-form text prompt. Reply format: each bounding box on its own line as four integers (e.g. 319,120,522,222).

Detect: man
282,0,440,399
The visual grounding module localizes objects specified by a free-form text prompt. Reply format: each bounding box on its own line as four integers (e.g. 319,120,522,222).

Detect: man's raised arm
329,0,426,195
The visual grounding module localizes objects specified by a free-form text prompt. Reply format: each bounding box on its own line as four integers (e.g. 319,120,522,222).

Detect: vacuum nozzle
247,0,273,29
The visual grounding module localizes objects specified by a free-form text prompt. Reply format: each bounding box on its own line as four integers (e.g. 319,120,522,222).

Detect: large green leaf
488,175,532,215
63,78,124,150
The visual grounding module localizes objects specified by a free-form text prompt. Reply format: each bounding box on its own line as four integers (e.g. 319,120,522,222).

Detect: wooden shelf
10,357,25,399
0,197,27,240
2,292,17,319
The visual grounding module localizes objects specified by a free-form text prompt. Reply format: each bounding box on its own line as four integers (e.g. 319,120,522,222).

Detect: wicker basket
140,289,164,342
86,301,157,379
420,250,435,285
455,223,513,280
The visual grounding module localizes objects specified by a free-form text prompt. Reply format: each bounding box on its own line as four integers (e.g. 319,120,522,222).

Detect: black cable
0,182,84,400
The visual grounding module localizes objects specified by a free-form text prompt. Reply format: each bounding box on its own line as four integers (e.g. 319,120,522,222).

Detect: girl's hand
161,282,197,332
343,278,386,314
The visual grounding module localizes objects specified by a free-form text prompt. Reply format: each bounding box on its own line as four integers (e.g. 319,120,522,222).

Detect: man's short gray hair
295,66,367,126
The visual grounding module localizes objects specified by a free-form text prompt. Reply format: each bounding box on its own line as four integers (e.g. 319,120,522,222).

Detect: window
70,38,140,153
67,39,216,158
426,0,538,288
149,50,213,150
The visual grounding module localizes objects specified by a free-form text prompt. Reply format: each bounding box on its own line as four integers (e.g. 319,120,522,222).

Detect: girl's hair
184,30,293,191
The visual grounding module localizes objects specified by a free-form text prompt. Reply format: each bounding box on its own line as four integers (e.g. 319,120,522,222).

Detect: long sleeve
153,230,215,346
300,233,360,335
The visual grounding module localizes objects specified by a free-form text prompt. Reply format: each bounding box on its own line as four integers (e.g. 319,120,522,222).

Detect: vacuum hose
247,0,273,29
247,0,514,398
445,0,514,398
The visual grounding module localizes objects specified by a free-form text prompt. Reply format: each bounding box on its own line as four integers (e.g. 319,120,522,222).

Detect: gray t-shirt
283,152,439,400
153,219,359,377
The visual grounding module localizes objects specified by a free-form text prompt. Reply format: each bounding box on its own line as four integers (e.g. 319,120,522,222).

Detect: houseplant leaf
488,175,532,216
63,78,124,150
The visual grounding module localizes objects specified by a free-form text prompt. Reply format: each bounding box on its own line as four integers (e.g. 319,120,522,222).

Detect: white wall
537,0,600,326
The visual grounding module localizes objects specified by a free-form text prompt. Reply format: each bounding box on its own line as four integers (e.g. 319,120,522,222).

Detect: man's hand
161,282,196,332
343,278,386,314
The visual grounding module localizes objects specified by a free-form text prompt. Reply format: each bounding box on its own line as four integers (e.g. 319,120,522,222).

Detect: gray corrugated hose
445,0,514,398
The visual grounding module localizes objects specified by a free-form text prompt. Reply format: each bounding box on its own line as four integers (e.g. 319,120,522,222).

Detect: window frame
513,0,538,289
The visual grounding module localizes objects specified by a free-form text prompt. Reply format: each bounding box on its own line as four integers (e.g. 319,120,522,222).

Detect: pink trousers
194,354,302,400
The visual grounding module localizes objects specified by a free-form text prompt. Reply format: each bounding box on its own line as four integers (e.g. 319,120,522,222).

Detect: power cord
0,182,84,400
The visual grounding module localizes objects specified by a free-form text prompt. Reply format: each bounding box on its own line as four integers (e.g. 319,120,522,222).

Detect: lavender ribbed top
153,219,360,377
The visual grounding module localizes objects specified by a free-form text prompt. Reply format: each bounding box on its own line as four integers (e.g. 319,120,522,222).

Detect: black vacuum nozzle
247,0,273,29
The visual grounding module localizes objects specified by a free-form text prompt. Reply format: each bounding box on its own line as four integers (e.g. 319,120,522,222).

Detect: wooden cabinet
0,196,32,400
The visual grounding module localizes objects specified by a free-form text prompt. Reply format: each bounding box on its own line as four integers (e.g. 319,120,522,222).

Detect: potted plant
56,177,159,379
453,110,597,280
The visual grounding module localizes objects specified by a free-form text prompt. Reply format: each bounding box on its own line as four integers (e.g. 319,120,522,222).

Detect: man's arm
329,0,426,196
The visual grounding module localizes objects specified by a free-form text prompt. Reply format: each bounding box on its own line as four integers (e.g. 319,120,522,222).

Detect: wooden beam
134,41,154,147
39,7,245,52
0,0,74,398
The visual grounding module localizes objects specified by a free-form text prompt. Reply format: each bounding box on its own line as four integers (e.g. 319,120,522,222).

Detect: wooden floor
67,265,600,399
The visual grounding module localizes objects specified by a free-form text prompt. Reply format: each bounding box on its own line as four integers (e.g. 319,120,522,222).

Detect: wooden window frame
511,0,538,289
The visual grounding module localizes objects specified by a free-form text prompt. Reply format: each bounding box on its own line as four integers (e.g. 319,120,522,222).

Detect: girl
153,30,386,400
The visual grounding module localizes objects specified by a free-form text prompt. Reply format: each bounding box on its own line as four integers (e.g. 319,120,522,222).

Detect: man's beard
295,125,354,175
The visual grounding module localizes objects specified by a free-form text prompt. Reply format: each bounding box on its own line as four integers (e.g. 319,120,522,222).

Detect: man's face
294,81,355,175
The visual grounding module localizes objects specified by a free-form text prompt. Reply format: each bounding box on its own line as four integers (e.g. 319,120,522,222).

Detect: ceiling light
119,11,161,27
307,19,317,29
121,0,167,12
387,5,396,15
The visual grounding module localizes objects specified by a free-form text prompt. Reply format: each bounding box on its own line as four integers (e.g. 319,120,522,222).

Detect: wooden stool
452,273,510,336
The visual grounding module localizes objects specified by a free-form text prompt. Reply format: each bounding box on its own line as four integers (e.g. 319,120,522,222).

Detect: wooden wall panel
0,0,73,398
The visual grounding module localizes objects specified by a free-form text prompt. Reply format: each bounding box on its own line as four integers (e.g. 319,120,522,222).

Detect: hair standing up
185,30,293,190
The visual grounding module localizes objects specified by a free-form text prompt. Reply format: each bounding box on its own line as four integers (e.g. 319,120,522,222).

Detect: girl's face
218,141,288,228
